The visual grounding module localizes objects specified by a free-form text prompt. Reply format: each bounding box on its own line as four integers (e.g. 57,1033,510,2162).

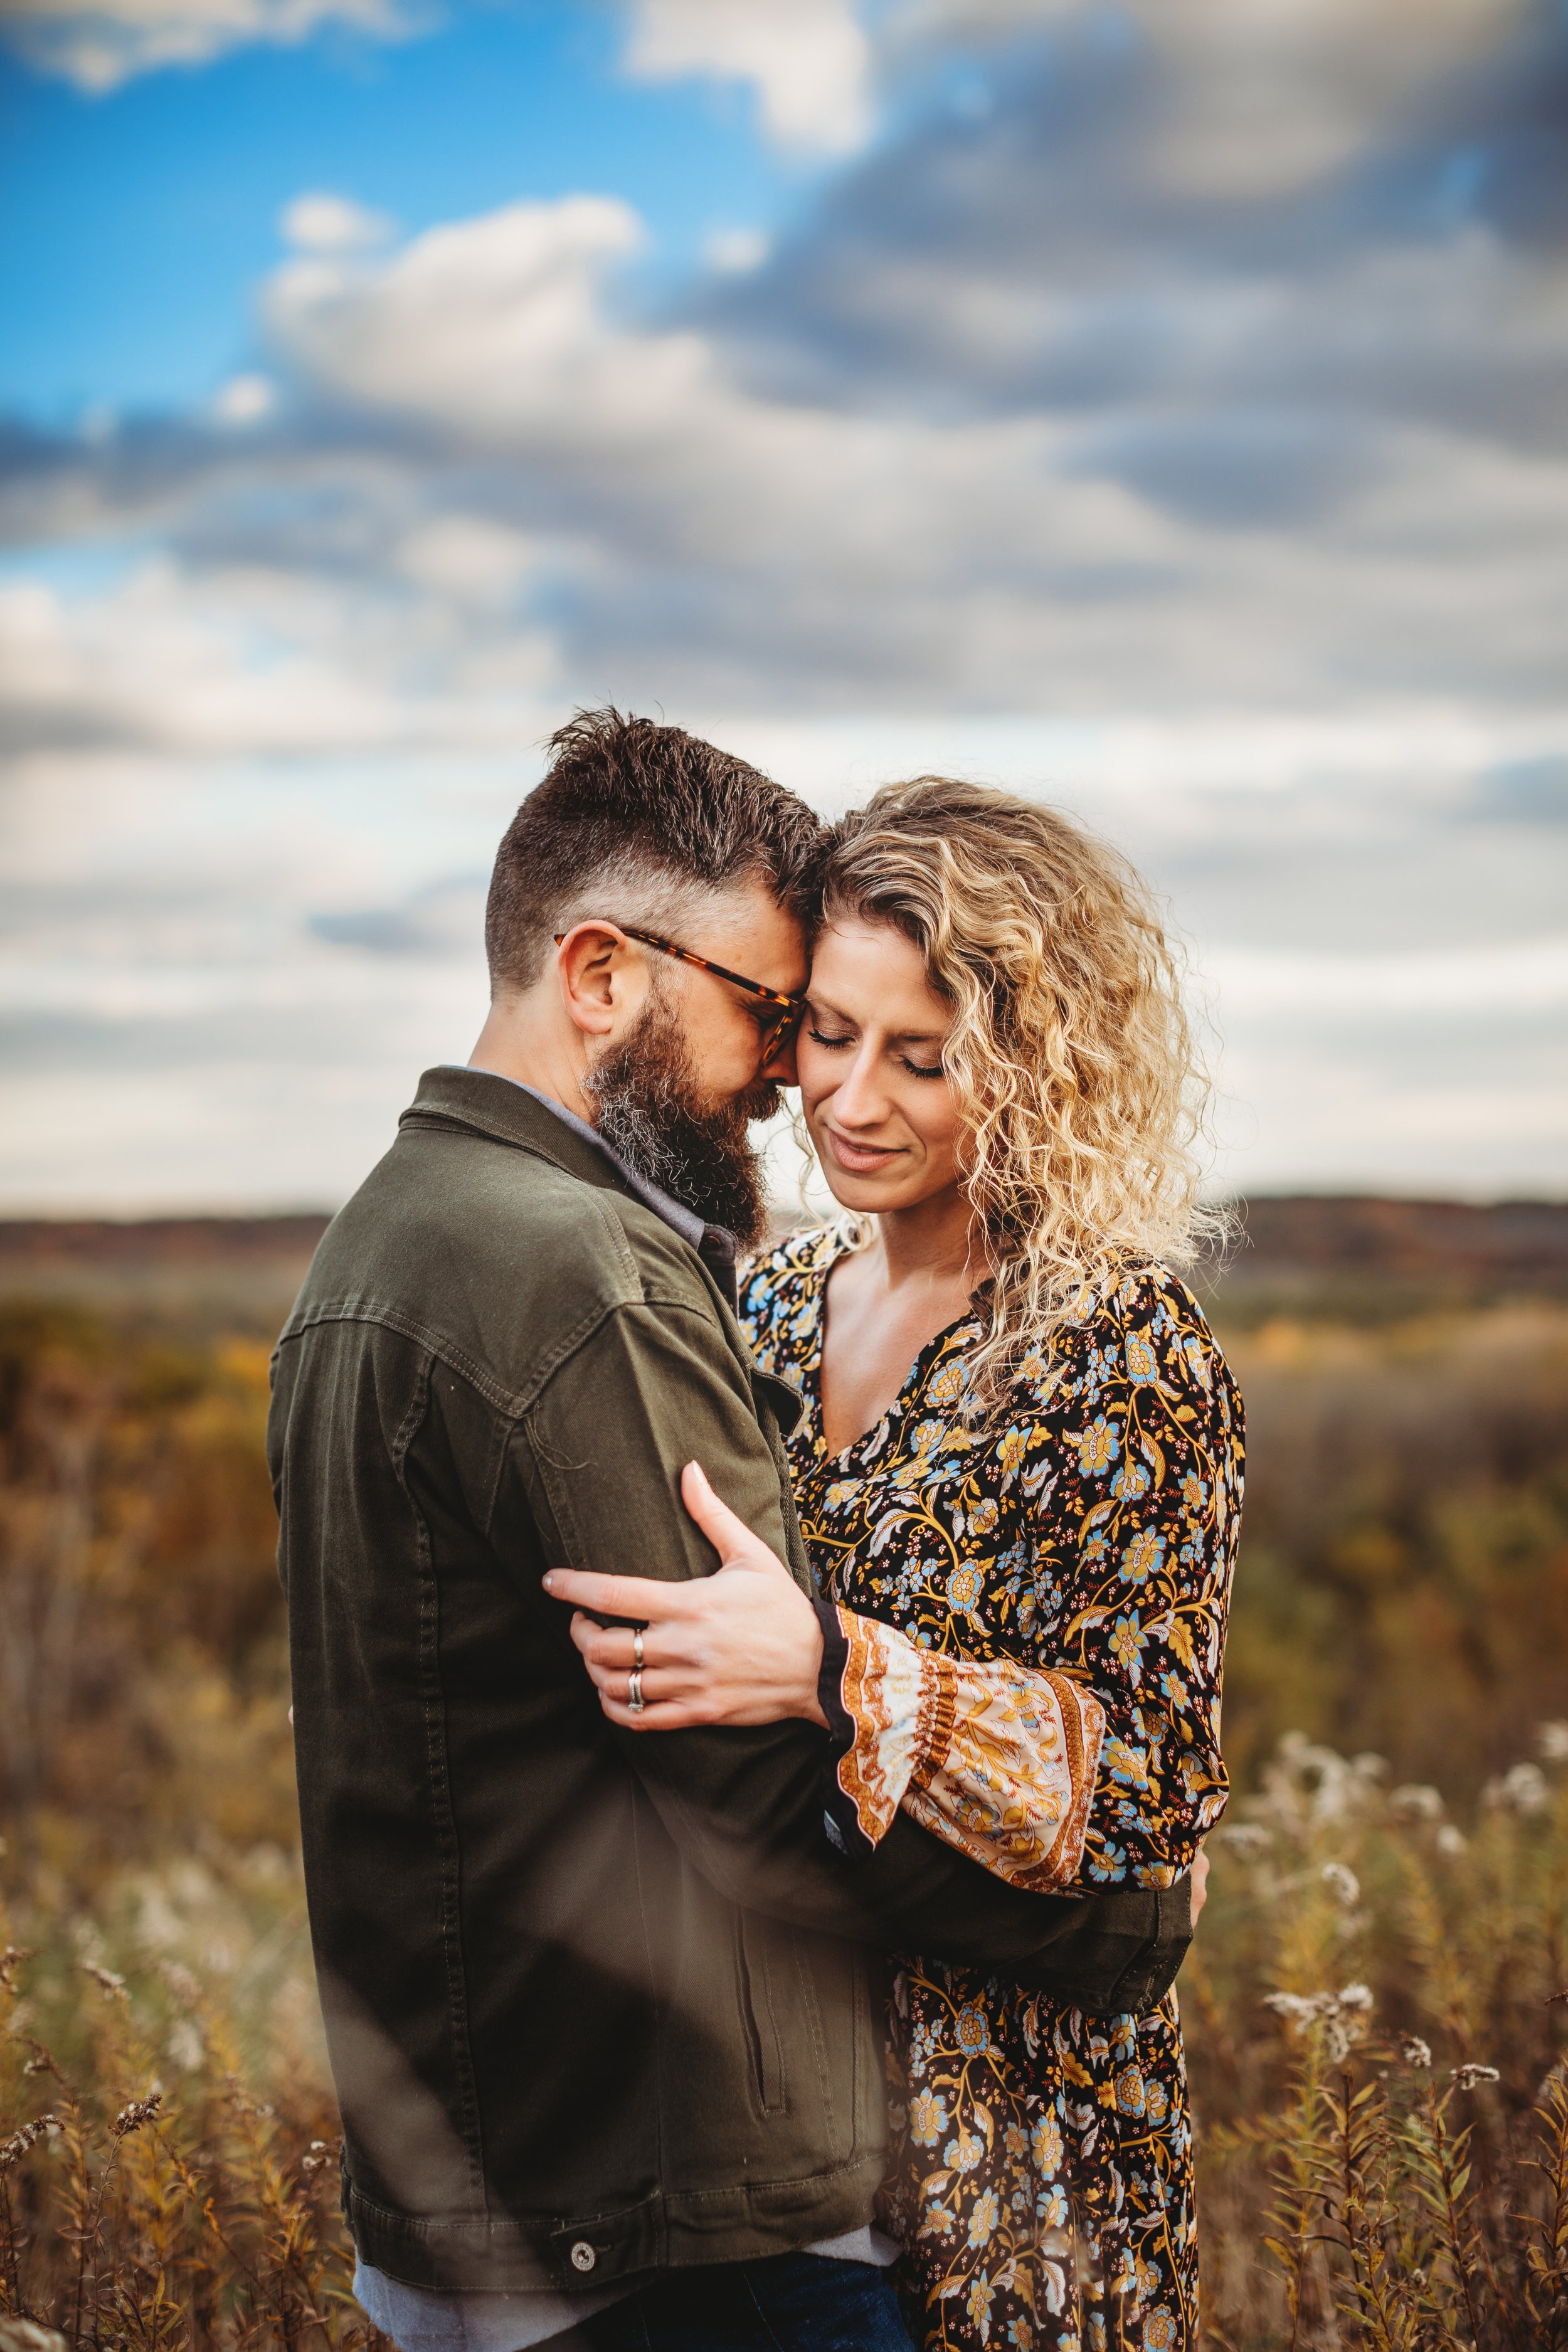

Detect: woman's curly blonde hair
819,776,1220,1410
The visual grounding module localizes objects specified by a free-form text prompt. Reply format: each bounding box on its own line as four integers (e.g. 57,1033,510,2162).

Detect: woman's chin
816,1159,887,1208
819,1165,919,1216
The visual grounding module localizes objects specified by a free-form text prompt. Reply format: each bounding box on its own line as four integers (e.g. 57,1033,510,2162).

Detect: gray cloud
307,873,487,956
703,4,1568,456
1465,754,1568,824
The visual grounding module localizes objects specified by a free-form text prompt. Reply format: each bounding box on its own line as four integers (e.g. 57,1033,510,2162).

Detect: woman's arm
819,1602,1108,1890
1045,1281,1244,1890
548,1465,1112,1891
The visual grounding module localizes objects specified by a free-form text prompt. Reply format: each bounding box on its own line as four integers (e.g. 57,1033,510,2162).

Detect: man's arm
508,1293,1188,2005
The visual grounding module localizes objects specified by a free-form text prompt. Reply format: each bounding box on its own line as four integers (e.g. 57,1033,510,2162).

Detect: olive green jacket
268,1067,1190,2294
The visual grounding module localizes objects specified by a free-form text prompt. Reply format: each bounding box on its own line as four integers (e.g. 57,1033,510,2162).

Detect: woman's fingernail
542,1573,554,1592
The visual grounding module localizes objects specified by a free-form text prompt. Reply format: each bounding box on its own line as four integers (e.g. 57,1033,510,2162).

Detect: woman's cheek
793,1041,834,1125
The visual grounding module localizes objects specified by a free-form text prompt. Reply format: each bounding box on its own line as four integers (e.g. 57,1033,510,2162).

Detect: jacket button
569,2242,596,2273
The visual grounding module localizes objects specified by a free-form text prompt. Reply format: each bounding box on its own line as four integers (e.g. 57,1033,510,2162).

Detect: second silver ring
627,1668,645,1714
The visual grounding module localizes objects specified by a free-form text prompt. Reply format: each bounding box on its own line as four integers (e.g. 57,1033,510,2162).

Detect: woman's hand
542,1461,829,1732
1190,1845,1209,1926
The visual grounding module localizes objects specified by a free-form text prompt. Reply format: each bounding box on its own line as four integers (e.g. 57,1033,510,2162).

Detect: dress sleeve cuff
824,1605,1108,1888
830,1607,956,1851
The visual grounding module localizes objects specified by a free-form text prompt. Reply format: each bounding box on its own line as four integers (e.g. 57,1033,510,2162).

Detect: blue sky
1,0,1566,1210
0,4,794,418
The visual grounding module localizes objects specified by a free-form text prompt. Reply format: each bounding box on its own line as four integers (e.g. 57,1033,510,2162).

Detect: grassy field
1,1237,1565,2348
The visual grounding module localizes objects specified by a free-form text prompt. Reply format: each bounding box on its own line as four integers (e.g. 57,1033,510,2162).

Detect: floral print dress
739,1227,1244,2352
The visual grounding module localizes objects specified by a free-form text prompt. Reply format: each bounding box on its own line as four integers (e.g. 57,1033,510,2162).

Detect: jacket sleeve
505,1292,1187,2004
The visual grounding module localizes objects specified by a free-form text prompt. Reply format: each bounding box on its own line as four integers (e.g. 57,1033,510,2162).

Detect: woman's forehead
808,914,947,1021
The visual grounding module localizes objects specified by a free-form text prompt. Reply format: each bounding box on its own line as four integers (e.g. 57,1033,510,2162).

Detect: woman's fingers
544,1566,693,1619
680,1461,792,1576
544,1488,825,1727
596,1694,710,1733
566,1609,701,1676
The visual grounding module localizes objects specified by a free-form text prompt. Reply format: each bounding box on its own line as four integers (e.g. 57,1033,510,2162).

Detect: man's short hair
485,709,823,995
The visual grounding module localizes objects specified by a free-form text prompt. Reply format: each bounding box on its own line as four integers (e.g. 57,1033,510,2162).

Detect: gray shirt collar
461,1067,739,1301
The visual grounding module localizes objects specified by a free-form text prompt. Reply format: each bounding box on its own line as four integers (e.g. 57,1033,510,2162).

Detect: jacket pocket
736,1912,788,2114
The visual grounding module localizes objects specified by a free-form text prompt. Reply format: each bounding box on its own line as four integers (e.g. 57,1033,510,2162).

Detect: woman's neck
867,1184,984,1299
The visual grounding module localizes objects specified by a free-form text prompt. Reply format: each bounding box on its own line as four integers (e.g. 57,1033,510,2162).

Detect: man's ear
556,922,644,1041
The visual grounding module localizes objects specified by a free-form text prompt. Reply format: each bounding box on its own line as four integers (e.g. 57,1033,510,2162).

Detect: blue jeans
580,2253,914,2351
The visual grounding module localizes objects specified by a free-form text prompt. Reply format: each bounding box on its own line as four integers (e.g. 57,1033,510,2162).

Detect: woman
554,780,1242,2352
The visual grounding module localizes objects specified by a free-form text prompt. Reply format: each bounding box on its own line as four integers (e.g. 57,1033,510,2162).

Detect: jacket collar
403,1066,739,1303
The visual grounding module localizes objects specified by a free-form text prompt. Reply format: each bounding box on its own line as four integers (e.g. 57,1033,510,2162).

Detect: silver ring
632,1628,644,1672
627,1669,644,1715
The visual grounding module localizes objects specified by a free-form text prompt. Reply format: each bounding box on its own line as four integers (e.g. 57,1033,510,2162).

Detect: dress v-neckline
801,1234,979,1469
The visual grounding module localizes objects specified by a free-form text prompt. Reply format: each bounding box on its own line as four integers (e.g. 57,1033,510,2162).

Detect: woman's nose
831,1045,891,1127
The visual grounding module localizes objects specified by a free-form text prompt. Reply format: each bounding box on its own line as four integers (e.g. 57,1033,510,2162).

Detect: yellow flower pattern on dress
739,1226,1245,2352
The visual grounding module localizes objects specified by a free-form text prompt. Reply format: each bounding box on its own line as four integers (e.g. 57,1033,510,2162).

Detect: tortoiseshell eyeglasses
553,922,808,1057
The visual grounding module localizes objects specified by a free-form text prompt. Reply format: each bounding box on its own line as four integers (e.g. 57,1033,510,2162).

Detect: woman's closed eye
807,1025,946,1079
807,1024,943,1079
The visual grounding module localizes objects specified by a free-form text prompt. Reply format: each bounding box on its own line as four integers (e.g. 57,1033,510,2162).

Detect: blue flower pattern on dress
739,1227,1244,2352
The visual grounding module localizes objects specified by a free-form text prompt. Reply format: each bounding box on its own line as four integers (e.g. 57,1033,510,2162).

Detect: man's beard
583,987,776,1248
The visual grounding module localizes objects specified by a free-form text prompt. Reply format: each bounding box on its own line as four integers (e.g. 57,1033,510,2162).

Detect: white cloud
0,0,421,92
1210,938,1568,1018
210,372,276,426
622,0,871,154
0,562,556,758
248,193,1568,711
4,5,1567,1206
703,225,770,275
394,515,538,605
280,191,396,253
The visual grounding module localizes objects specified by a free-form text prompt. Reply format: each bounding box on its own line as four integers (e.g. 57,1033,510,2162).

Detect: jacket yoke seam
274,1290,643,1421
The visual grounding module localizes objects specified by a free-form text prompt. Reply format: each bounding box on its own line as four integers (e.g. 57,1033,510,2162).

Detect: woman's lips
824,1128,903,1175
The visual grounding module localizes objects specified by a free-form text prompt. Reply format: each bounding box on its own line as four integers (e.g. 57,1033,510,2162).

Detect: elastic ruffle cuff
825,1605,1106,1892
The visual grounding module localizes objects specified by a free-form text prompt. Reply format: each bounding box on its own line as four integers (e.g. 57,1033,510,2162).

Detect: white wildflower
1389,1784,1444,1821
158,1960,201,2007
1496,1762,1549,1814
1538,1721,1568,1763
1263,1993,1321,2025
166,2018,204,2072
1263,1984,1371,2063
1452,2063,1501,2090
1322,1862,1360,1909
1434,1823,1468,1857
1216,1823,1271,1858
1401,2036,1433,2069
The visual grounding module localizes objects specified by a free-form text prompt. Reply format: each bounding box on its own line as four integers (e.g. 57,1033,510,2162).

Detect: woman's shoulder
1071,1258,1239,1416
1006,1258,1237,1419
737,1222,843,1366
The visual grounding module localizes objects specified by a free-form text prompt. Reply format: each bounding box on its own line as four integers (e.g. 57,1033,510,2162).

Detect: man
268,710,1190,2352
